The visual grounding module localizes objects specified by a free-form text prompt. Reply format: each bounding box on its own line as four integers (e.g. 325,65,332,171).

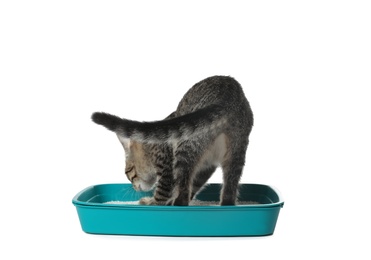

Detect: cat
92,75,254,206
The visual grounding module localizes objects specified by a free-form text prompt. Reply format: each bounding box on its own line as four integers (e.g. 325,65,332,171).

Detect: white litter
103,200,259,206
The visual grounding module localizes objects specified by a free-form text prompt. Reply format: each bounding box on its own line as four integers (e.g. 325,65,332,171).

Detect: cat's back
176,75,249,115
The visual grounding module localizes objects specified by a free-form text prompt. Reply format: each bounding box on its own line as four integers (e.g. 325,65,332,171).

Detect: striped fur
92,75,253,205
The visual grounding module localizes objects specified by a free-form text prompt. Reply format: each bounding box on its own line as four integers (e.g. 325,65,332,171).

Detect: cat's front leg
139,171,174,205
173,193,189,206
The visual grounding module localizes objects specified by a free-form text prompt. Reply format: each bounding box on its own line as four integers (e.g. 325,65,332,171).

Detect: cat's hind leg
190,166,216,200
220,139,249,205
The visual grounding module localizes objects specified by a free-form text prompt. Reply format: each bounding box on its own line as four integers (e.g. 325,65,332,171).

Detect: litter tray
72,183,284,237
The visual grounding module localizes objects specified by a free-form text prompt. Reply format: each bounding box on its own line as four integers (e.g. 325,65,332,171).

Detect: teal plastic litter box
72,183,284,236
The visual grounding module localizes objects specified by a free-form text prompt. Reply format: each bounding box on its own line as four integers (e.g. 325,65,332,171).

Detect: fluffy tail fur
92,104,226,143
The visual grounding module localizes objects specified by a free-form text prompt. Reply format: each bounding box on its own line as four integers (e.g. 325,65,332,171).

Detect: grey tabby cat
92,75,253,206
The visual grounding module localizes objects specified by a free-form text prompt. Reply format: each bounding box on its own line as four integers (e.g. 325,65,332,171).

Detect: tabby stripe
156,189,171,198
174,160,190,171
154,193,169,202
156,185,172,193
158,174,173,183
174,148,190,158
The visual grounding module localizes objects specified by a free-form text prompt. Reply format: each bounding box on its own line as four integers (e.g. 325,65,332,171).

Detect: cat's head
117,135,157,191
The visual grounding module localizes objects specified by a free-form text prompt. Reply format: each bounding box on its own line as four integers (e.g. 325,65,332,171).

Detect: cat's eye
129,174,137,182
125,166,134,174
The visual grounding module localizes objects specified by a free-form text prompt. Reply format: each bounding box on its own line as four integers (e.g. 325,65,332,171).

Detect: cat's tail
91,105,227,143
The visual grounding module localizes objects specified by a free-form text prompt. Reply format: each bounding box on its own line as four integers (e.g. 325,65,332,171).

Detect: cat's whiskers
118,185,135,201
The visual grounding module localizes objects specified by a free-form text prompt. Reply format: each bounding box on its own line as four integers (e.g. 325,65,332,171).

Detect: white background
1,0,370,259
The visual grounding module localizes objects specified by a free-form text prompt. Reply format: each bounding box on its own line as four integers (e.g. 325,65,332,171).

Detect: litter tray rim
72,183,284,210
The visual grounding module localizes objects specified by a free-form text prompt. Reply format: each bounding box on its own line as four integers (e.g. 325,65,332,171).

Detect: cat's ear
117,134,131,153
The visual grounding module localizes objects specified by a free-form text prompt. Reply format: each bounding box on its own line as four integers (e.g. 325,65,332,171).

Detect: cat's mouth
133,175,157,192
135,182,156,192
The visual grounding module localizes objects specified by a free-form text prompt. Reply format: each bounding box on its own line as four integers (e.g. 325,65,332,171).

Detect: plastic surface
72,183,284,236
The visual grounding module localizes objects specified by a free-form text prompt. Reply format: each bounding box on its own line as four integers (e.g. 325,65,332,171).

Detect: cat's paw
173,196,189,206
139,197,156,205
